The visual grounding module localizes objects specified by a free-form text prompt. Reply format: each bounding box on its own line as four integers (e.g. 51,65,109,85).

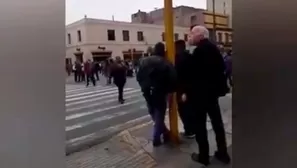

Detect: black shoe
152,139,162,147
119,99,125,104
181,132,195,139
191,153,210,166
214,151,231,164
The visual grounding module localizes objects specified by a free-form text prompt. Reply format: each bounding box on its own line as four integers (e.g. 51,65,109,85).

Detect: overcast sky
66,0,206,24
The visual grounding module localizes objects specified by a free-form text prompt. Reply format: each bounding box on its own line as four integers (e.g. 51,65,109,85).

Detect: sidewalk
66,107,232,168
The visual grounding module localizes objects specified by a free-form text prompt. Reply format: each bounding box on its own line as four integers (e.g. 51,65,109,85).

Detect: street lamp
164,0,179,145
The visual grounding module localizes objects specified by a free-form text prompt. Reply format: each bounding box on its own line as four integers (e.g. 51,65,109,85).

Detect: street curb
65,115,152,156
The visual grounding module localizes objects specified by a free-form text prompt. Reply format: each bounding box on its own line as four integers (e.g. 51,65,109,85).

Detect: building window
77,30,81,42
137,31,144,41
174,33,179,41
225,33,229,43
184,34,188,41
67,33,71,44
218,32,223,43
122,30,130,41
162,32,165,41
107,29,116,41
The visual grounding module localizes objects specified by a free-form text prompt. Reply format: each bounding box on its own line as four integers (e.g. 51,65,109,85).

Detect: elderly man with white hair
181,25,231,166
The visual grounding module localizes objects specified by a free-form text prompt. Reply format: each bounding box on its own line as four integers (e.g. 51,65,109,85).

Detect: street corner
66,130,158,168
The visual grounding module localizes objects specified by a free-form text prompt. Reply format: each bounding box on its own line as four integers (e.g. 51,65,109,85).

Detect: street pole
212,0,217,43
164,0,179,145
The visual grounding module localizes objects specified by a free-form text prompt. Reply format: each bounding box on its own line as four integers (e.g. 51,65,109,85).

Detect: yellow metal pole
164,0,179,144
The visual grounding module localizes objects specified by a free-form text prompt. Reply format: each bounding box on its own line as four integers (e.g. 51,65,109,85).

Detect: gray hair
193,25,210,39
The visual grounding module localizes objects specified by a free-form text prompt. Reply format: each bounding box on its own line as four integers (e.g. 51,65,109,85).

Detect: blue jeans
143,90,169,140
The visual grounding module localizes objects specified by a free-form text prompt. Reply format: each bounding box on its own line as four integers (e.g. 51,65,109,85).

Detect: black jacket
111,62,127,86
175,51,192,93
185,39,227,99
137,55,177,94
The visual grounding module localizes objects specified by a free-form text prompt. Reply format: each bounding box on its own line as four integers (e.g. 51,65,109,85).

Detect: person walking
84,59,96,87
223,50,233,88
81,62,85,82
137,42,177,147
174,39,195,139
184,25,230,166
94,61,100,81
111,56,127,104
74,61,82,82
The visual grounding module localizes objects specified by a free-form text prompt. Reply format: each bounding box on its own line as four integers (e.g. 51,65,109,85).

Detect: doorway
91,51,112,62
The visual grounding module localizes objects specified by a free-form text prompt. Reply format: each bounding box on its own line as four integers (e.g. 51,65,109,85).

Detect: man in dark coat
111,56,127,104
184,25,230,166
174,39,195,138
137,42,177,147
84,59,96,87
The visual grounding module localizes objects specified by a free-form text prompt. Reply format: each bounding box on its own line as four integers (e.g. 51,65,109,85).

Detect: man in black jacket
175,40,195,138
137,42,177,147
183,25,230,166
111,56,127,104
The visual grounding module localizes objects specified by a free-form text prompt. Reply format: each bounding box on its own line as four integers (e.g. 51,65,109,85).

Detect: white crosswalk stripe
65,84,232,146
65,84,150,144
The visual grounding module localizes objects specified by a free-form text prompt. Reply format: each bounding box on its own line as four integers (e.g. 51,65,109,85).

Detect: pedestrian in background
81,62,85,82
84,59,96,87
224,50,233,88
174,39,195,139
137,42,177,147
105,59,113,85
74,61,82,82
185,25,230,166
94,61,100,81
111,56,127,104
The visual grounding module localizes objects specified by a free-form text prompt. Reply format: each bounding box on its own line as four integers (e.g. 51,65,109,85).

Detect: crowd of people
136,25,232,166
66,57,136,104
65,25,233,167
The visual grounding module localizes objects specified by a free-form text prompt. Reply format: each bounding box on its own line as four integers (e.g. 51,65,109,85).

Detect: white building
206,0,232,27
66,18,190,64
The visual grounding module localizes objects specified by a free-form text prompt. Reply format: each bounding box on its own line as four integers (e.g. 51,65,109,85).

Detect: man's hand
181,93,187,102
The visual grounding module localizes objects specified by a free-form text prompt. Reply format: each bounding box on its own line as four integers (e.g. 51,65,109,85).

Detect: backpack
137,56,177,94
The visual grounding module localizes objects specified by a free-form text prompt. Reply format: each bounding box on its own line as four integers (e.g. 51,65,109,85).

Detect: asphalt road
65,75,232,153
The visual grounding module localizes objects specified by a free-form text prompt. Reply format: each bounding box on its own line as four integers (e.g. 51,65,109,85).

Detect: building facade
206,0,232,27
66,18,190,64
131,5,232,50
131,6,205,27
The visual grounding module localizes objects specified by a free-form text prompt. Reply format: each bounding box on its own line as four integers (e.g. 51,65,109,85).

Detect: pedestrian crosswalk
65,84,232,149
65,84,152,146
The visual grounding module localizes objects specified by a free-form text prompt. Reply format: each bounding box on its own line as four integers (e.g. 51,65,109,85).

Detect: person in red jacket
84,59,96,87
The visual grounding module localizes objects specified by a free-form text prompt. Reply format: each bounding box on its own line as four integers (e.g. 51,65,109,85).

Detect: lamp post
164,0,179,145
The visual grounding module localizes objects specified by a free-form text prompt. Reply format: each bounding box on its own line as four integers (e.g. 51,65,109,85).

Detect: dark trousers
190,97,228,158
95,71,100,81
143,90,169,139
74,71,78,82
81,73,85,82
177,93,195,135
116,83,125,101
86,74,96,86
